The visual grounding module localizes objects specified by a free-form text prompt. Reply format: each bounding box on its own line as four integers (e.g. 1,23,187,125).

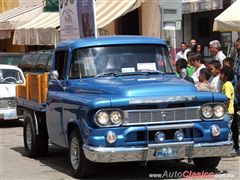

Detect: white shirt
209,75,222,92
213,51,226,65
176,49,190,61
191,64,206,84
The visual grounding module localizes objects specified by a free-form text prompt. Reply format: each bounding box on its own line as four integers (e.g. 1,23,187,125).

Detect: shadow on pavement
11,145,72,177
0,120,23,128
10,144,231,179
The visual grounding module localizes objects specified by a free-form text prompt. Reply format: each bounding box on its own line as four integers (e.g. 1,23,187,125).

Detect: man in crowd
234,37,240,91
209,40,226,65
176,42,188,61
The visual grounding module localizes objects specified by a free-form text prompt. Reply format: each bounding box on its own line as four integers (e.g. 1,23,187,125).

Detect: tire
68,128,94,178
23,112,48,157
193,157,221,170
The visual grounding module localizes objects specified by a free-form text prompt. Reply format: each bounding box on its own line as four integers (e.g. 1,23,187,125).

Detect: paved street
0,121,239,180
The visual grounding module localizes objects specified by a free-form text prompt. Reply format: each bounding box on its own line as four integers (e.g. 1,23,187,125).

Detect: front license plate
155,146,179,158
4,111,17,120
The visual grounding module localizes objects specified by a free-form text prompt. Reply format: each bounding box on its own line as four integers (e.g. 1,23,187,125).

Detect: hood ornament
160,112,167,121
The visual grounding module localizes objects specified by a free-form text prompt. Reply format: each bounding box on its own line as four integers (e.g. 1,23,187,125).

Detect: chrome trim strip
129,96,198,104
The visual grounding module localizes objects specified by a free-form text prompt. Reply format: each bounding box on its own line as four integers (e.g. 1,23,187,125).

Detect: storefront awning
13,0,144,46
96,0,143,28
182,0,223,14
0,4,43,39
213,0,240,32
13,12,60,46
0,4,43,30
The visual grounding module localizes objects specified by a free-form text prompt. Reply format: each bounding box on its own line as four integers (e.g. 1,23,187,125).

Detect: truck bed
17,97,47,112
16,73,48,112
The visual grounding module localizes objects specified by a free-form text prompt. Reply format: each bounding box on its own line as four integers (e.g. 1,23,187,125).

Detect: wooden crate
16,73,48,103
16,74,29,99
29,73,41,103
40,73,48,103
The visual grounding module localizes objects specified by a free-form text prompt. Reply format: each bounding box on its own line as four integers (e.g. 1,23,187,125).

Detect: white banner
59,0,96,40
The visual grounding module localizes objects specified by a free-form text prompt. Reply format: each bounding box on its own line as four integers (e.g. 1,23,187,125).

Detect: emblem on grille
160,112,167,120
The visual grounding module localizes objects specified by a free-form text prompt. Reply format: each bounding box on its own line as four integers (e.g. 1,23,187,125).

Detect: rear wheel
23,112,48,157
68,128,93,178
193,157,221,170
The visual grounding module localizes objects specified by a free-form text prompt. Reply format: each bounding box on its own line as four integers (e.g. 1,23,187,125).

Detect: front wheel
68,128,94,178
193,157,221,170
23,113,48,157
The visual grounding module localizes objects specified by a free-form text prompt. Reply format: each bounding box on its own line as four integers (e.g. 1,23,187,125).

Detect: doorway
117,9,140,35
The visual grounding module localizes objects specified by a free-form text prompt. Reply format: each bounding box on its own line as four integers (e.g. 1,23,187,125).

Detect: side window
54,51,68,80
69,49,97,79
35,54,49,71
47,54,53,72
69,49,81,79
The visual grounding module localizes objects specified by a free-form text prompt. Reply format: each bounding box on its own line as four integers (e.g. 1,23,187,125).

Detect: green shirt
187,65,195,77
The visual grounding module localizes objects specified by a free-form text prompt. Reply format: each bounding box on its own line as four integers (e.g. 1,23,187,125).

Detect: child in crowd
220,66,236,155
186,51,195,77
195,68,215,91
190,53,206,84
222,57,240,156
175,58,194,84
208,60,222,92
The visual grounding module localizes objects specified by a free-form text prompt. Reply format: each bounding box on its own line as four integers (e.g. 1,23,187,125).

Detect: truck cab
17,36,232,178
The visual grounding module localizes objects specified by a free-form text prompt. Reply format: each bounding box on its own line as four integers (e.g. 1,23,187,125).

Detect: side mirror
50,70,59,80
49,70,66,91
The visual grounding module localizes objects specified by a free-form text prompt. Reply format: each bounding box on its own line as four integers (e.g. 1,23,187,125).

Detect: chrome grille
123,107,200,125
0,97,16,109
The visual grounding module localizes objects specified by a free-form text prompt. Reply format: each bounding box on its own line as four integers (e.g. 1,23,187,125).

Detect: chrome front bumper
0,108,18,120
83,141,232,163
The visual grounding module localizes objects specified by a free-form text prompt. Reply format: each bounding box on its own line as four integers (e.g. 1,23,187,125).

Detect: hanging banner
59,0,97,40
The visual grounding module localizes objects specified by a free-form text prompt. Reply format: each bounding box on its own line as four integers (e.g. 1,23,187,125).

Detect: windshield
0,69,24,84
69,44,173,79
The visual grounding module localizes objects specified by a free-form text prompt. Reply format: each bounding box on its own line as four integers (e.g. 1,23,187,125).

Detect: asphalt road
0,121,239,180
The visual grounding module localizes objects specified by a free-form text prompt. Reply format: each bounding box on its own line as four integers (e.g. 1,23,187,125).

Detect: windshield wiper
95,72,119,78
137,70,164,75
95,70,164,78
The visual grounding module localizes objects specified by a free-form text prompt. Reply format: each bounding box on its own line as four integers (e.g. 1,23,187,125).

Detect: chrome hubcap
70,137,80,170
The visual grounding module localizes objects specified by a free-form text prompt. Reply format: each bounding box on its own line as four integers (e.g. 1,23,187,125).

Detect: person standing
223,57,240,156
192,43,204,64
175,58,194,84
190,53,206,84
234,37,240,97
220,66,236,156
189,38,197,50
176,42,188,61
209,40,226,65
208,60,222,92
195,68,215,91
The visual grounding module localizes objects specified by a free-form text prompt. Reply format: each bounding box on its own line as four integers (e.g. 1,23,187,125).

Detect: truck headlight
94,109,124,127
201,105,213,119
95,111,109,126
110,111,123,125
200,103,226,120
213,105,225,118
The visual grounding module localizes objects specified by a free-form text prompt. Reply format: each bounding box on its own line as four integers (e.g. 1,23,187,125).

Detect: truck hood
73,75,197,97
61,75,226,108
0,84,16,98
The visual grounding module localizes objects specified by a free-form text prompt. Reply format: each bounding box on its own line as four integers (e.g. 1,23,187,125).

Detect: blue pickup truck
17,36,232,178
